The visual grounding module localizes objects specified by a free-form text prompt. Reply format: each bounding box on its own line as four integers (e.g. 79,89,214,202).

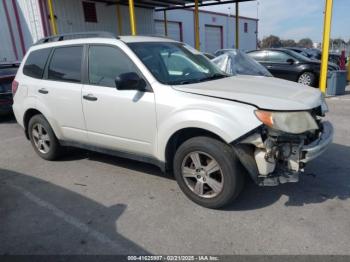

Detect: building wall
0,0,46,62
48,0,155,36
154,9,258,53
0,0,155,62
0,1,257,62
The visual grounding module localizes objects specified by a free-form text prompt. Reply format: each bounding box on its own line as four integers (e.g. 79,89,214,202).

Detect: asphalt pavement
0,92,349,255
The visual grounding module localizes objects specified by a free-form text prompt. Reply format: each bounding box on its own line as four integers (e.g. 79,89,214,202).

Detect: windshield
128,42,227,85
212,50,272,77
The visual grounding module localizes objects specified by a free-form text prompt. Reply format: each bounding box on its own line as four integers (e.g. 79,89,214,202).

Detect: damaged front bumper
233,121,334,186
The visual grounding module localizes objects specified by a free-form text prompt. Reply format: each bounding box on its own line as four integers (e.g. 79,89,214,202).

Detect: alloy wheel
32,123,51,154
298,73,312,86
181,151,224,198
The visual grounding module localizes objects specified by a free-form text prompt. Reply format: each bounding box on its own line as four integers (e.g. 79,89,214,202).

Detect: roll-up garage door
155,20,182,42
205,25,222,54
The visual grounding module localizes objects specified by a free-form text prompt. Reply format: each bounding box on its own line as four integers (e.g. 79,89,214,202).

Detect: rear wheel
28,114,61,160
298,72,316,87
173,136,244,209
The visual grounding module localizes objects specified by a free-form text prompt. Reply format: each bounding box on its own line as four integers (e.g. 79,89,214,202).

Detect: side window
267,51,292,63
48,46,83,83
23,48,51,79
88,45,138,88
248,51,266,62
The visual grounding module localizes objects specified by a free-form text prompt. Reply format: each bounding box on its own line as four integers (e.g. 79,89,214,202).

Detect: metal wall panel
0,0,44,61
0,1,17,62
154,9,258,52
50,0,155,36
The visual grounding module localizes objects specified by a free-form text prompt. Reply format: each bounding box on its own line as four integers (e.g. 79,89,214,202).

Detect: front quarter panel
153,83,262,161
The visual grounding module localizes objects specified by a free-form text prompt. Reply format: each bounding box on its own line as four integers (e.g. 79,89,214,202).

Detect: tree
281,39,297,47
298,38,313,48
330,38,346,51
261,35,282,48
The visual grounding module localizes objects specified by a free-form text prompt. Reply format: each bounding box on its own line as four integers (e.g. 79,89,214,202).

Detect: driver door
82,44,157,156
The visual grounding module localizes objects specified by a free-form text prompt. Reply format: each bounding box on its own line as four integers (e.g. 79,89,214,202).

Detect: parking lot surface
1,92,350,255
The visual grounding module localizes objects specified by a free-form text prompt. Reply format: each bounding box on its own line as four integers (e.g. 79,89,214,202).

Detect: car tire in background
298,72,316,87
173,136,244,209
28,114,62,160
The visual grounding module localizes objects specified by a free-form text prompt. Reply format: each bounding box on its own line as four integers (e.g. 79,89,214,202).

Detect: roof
119,35,178,43
89,0,255,10
32,33,179,50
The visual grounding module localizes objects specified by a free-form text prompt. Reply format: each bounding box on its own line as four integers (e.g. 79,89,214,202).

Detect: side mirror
286,58,295,65
115,72,147,91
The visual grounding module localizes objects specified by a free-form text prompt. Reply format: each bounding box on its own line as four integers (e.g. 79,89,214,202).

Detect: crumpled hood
173,75,323,111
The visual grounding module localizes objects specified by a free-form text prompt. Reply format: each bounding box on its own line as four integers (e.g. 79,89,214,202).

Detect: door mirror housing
286,58,295,65
115,72,147,91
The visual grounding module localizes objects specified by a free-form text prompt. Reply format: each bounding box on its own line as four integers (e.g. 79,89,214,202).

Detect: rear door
265,51,297,80
82,44,156,156
34,45,87,142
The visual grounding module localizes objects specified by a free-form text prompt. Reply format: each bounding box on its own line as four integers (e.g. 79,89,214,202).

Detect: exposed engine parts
234,126,319,187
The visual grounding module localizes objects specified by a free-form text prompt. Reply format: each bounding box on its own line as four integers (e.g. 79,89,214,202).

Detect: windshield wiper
198,73,228,82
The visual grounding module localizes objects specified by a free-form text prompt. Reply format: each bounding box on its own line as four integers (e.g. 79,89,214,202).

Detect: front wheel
173,137,244,209
298,72,316,87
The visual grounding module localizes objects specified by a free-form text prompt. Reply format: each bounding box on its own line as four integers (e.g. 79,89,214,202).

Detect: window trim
23,47,53,79
85,43,152,92
44,44,85,84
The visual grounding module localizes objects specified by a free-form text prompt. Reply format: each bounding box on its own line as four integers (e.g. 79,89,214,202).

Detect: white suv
12,33,333,208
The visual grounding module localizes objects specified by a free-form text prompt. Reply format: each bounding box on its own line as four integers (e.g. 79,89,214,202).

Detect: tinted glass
247,51,266,61
267,51,292,63
23,48,51,79
128,42,226,85
48,46,83,83
88,45,137,87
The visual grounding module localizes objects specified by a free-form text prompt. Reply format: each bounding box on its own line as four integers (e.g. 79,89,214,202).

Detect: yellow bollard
235,2,239,49
128,0,137,35
164,10,168,36
194,0,200,50
47,0,57,35
319,0,333,94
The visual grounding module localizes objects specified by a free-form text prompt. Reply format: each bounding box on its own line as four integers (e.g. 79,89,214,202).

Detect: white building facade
0,0,258,62
154,9,258,53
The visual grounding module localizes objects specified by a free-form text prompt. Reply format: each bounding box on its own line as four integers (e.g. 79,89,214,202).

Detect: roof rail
34,31,118,45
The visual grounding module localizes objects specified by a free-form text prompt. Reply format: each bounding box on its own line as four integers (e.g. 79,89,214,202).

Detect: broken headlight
254,110,319,134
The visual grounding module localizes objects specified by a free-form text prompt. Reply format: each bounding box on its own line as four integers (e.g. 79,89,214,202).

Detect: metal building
154,9,258,53
0,0,156,62
0,0,258,62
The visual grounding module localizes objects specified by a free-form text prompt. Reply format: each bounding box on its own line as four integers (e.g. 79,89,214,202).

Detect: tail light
12,80,19,97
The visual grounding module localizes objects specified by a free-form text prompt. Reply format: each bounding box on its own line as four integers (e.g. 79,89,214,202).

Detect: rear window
48,46,83,83
23,48,51,79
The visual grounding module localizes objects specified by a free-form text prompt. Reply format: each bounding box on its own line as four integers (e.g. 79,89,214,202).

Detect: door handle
38,88,49,94
83,94,98,101
266,65,273,69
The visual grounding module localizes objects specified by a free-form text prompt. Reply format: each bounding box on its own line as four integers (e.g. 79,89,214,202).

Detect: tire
28,114,61,160
298,72,316,87
173,136,244,209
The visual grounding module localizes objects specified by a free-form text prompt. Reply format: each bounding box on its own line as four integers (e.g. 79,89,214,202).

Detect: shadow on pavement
226,142,350,211
0,169,150,255
57,141,350,212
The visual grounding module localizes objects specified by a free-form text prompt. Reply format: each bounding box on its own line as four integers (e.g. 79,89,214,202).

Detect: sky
202,0,350,43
